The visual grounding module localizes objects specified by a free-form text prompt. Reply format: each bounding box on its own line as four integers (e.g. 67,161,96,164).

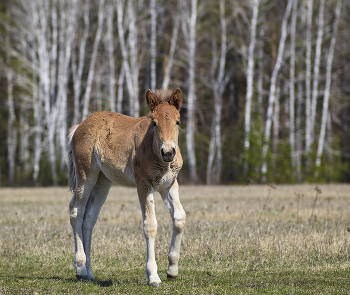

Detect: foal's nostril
161,147,176,162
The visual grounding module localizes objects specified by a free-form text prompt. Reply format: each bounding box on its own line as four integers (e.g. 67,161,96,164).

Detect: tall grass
0,184,350,293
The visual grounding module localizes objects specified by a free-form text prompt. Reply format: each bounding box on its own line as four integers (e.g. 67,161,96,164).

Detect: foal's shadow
75,277,115,287
91,279,114,287
13,276,114,287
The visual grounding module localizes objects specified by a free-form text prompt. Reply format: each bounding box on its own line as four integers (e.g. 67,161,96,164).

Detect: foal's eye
176,120,180,125
152,121,157,127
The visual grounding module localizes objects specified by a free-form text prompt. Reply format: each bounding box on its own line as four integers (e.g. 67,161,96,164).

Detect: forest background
0,0,349,187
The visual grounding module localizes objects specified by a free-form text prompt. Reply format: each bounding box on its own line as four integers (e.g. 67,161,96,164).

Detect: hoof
76,275,94,281
149,281,162,287
167,274,177,280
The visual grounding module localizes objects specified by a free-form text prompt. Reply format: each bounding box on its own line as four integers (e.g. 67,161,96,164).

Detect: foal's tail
68,124,79,193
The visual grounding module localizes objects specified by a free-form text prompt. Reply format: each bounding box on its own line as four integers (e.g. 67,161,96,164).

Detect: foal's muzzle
161,147,176,162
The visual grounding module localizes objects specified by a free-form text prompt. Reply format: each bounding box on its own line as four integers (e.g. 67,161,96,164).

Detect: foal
68,88,186,286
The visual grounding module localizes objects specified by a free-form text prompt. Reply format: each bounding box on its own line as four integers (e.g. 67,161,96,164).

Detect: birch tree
308,0,325,154
116,0,144,117
117,62,126,113
19,100,30,173
33,63,42,184
71,0,90,125
182,0,198,183
289,0,297,173
207,0,229,184
315,0,342,174
127,0,141,117
296,79,303,181
257,31,264,118
38,0,59,185
22,14,43,184
243,0,259,178
82,0,105,120
57,0,78,171
6,68,16,185
261,0,292,181
304,0,313,160
105,0,116,112
162,17,179,90
150,0,157,91
116,0,134,115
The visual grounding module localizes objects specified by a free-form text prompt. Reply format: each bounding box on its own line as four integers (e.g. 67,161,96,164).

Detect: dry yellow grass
1,184,350,279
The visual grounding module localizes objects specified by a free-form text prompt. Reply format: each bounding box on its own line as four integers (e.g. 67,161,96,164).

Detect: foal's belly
101,165,136,188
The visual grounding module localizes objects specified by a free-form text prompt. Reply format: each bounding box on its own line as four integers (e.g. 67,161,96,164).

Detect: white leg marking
161,180,186,279
69,175,98,280
138,187,162,286
83,173,111,281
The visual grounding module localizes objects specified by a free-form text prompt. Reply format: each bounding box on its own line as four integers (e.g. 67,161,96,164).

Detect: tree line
0,0,349,186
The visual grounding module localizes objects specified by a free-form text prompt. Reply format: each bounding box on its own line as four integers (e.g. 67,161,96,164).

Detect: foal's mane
154,89,173,103
146,89,176,120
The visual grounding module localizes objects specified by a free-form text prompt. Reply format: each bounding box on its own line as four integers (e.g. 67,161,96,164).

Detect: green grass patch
1,258,350,294
1,185,350,293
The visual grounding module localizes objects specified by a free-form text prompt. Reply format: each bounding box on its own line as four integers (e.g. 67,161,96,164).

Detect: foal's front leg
137,186,161,286
160,179,186,279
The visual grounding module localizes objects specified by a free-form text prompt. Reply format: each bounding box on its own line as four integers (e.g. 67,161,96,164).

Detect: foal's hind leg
83,172,112,281
160,180,186,279
69,173,99,280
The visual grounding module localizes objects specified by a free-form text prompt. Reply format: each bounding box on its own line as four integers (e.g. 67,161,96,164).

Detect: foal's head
146,88,183,162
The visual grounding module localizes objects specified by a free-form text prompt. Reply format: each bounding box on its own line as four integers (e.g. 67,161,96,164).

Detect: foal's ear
169,88,183,110
146,89,160,111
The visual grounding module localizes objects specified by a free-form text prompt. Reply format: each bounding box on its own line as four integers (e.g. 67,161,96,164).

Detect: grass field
1,184,350,294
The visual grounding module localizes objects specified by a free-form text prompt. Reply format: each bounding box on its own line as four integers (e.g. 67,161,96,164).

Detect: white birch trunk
116,0,133,116
82,0,105,120
272,84,280,155
289,0,297,172
7,69,16,185
38,0,58,185
304,0,313,157
33,72,42,184
150,0,157,91
261,0,292,181
50,0,58,108
309,0,324,150
57,0,77,172
212,90,223,184
296,80,303,181
117,61,126,114
162,17,179,90
72,0,90,125
28,18,42,184
96,69,103,111
243,0,259,177
315,0,342,174
257,36,264,122
128,0,140,117
206,119,216,185
185,0,198,183
19,104,30,173
207,0,228,184
106,1,116,112
116,0,140,117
